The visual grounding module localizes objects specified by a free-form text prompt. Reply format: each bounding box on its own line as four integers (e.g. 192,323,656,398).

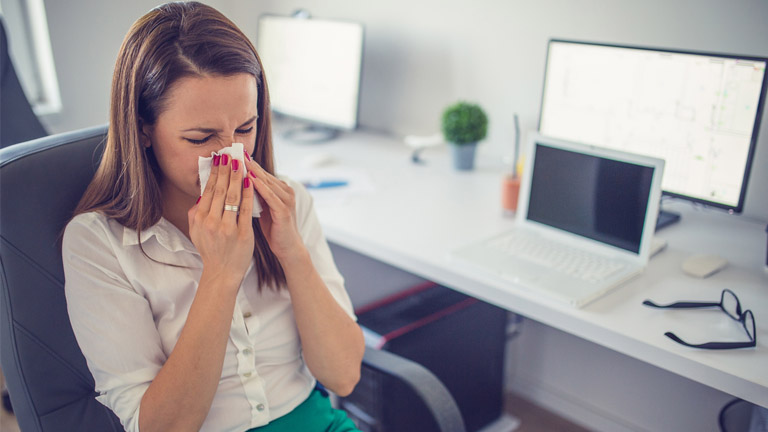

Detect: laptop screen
526,143,654,254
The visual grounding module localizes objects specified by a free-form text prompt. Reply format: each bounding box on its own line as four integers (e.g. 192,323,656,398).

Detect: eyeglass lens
744,310,756,341
721,289,742,320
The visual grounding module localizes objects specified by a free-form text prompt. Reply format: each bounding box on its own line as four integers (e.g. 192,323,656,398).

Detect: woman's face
145,73,259,204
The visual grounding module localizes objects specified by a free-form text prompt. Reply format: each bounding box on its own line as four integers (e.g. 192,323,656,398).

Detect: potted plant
441,101,488,170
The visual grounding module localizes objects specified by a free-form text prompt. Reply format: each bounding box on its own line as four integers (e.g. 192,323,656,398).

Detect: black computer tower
341,282,507,432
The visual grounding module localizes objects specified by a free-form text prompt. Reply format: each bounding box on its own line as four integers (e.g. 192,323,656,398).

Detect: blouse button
243,372,252,378
243,348,252,355
243,312,252,318
257,403,265,412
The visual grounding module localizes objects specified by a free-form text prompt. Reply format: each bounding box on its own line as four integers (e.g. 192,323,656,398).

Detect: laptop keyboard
487,231,626,283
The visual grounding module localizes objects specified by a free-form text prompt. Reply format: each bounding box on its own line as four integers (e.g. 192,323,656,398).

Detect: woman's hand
188,154,255,287
243,153,306,262
243,152,364,394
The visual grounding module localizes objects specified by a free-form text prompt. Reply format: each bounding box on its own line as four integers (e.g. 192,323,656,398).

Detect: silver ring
224,204,239,213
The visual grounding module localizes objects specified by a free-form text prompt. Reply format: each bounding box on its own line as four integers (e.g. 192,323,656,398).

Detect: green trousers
245,389,360,432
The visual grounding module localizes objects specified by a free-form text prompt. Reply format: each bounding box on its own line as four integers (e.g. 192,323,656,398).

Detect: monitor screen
257,15,364,131
527,143,654,253
539,40,768,212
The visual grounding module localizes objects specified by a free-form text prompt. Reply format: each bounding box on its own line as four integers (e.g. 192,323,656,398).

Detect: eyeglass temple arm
643,300,721,309
664,332,756,350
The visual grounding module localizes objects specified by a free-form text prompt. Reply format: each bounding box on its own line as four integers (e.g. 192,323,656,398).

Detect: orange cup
501,175,521,216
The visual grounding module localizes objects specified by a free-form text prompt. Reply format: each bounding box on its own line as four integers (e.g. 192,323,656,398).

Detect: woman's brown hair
74,1,285,289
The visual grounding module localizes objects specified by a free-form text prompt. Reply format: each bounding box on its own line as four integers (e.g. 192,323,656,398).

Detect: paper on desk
281,167,375,206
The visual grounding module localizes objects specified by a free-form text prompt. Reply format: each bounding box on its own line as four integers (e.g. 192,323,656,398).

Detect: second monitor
538,39,768,227
257,13,364,141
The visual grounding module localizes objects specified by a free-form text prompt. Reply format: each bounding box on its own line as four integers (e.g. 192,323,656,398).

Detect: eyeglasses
643,289,756,350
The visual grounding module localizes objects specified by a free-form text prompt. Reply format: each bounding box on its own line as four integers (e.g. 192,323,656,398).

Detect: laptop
450,133,664,307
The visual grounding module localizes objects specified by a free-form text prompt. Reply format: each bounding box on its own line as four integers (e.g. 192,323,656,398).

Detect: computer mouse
681,254,728,278
299,152,336,168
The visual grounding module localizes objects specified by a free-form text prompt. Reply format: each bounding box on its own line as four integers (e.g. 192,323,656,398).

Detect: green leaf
441,101,488,145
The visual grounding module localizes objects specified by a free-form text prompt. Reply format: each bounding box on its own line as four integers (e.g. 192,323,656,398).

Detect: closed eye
236,126,254,134
185,135,213,145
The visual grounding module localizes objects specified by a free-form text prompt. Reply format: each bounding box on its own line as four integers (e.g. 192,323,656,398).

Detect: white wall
508,318,735,432
231,0,768,223
38,0,768,221
38,0,232,133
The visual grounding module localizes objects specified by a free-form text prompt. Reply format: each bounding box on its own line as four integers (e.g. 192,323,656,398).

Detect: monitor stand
282,123,339,143
655,209,681,231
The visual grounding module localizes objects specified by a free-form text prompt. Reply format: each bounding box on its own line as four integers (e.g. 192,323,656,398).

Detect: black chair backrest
0,125,123,431
0,17,48,148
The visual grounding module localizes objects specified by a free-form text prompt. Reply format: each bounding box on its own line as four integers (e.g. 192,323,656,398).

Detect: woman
62,2,364,432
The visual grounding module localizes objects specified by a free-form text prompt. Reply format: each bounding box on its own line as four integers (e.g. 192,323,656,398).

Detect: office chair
0,125,465,432
0,17,49,148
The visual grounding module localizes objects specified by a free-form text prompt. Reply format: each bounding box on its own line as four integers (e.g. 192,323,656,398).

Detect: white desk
274,127,768,409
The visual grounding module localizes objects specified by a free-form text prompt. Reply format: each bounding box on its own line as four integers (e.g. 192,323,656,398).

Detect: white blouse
62,178,356,432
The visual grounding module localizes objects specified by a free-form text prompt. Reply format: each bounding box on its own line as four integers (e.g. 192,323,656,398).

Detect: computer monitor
256,14,364,141
538,39,768,228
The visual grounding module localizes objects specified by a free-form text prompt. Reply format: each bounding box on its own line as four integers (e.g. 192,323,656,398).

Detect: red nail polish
249,170,256,178
244,151,251,161
232,159,239,171
221,154,229,166
213,154,221,166
244,177,250,188
196,196,201,204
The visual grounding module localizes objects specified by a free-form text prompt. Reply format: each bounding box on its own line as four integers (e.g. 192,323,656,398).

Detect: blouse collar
121,217,193,253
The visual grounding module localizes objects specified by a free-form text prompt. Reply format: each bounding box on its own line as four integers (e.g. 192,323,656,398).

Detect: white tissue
198,143,262,218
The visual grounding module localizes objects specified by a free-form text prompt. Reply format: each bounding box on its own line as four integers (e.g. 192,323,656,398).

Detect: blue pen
303,180,349,189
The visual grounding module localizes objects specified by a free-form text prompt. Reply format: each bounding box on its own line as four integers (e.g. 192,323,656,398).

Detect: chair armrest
360,347,466,432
